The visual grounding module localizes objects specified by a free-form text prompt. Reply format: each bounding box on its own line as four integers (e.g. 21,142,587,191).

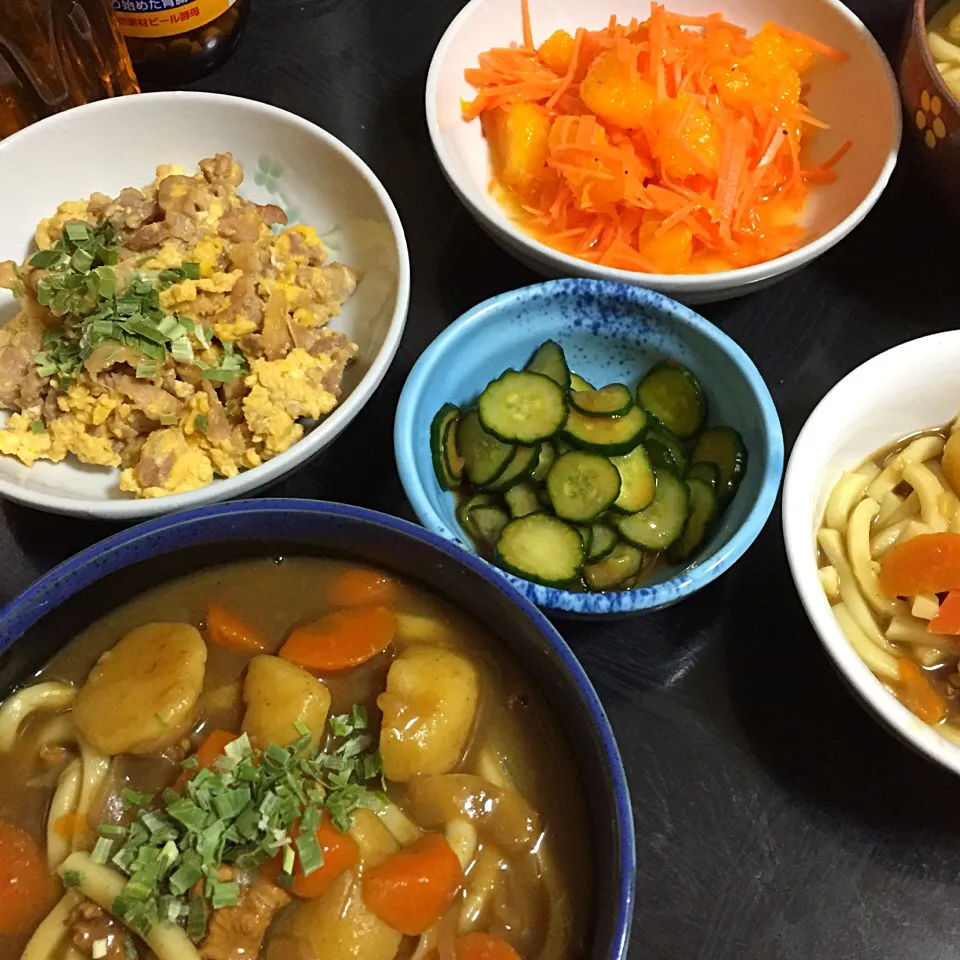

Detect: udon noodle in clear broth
928,1,960,100
817,416,960,740
0,558,590,960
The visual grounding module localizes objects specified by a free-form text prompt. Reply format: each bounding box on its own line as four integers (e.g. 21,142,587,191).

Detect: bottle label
113,0,236,38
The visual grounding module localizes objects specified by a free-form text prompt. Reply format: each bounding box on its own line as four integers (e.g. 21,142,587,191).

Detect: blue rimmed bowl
394,278,784,618
0,499,634,960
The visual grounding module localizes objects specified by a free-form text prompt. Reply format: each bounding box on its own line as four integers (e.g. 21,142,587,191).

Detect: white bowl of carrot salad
426,0,901,303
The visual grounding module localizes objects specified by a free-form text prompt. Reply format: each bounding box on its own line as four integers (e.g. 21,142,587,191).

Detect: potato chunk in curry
242,654,330,749
73,622,206,755
378,644,479,782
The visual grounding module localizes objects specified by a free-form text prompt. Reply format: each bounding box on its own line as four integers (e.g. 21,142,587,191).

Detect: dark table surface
6,0,960,957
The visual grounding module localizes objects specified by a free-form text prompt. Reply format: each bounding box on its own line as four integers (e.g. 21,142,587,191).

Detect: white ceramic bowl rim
783,332,960,777
396,277,785,614
425,0,902,292
0,91,411,520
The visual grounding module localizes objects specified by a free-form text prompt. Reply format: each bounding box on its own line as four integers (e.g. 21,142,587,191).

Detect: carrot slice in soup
426,933,523,960
206,603,268,654
928,590,960,635
173,728,236,790
895,659,947,725
329,568,398,608
279,606,396,672
0,820,53,935
878,533,960,597
263,812,358,898
362,833,462,935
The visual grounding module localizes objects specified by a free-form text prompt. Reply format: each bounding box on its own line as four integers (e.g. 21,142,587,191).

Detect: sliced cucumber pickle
468,504,510,546
687,461,719,490
430,403,463,490
456,492,495,532
646,421,688,476
525,340,571,392
570,383,633,418
584,542,644,591
484,444,539,491
504,481,542,518
546,450,621,523
479,370,567,444
611,468,689,550
495,514,584,586
690,426,746,503
668,477,718,563
457,409,514,486
587,522,618,560
610,443,656,513
637,361,706,439
569,372,595,392
562,405,648,456
531,442,556,482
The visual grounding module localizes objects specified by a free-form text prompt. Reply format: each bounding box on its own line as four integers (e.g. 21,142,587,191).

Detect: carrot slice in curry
173,728,236,791
0,820,53,935
206,604,268,654
279,606,396,672
262,812,358,898
329,569,398,608
426,933,523,960
362,833,462,935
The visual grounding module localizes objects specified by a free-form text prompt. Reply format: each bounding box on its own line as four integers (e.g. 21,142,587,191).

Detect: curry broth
0,557,592,960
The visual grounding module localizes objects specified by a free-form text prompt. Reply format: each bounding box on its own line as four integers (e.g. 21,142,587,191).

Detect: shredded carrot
521,0,533,49
462,3,850,274
774,23,848,62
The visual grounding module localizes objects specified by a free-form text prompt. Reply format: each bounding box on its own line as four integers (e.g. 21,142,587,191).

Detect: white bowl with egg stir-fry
784,331,960,776
0,92,409,519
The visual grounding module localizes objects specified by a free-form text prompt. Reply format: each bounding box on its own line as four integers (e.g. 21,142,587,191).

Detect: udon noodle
818,414,960,741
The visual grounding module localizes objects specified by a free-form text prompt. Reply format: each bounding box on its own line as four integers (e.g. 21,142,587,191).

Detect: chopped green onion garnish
210,881,240,910
91,837,113,865
29,419,45,435
65,222,90,241
122,787,154,808
186,897,207,943
182,262,201,280
194,414,208,435
62,870,83,888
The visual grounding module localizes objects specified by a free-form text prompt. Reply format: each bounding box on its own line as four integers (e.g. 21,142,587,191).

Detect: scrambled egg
0,154,360,498
243,349,342,456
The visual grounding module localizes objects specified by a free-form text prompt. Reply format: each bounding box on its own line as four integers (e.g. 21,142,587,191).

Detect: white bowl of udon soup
784,331,960,776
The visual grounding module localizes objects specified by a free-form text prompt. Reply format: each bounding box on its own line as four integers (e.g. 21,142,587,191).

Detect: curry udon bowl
783,331,960,777
0,499,634,960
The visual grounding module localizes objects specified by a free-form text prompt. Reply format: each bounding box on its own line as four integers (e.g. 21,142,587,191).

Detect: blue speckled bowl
394,278,783,618
0,499,634,959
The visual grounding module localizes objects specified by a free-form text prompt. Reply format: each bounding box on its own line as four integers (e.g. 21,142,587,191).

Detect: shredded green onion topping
99,708,383,942
29,221,246,389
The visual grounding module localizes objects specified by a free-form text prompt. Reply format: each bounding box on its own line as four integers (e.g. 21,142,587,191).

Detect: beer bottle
113,0,249,84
